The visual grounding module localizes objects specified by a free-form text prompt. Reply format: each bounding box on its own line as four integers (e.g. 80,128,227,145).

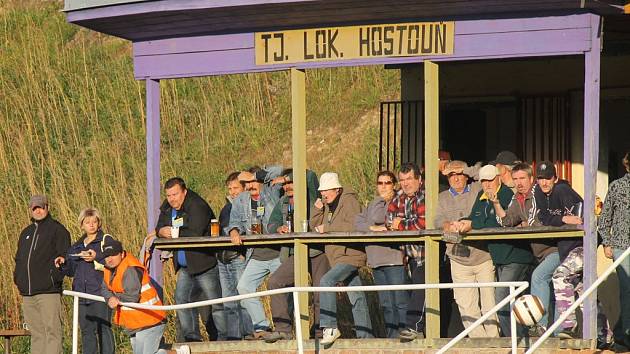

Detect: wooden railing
153,225,584,340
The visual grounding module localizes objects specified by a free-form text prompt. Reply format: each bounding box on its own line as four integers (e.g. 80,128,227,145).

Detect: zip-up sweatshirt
533,181,583,261
14,214,71,296
62,230,109,304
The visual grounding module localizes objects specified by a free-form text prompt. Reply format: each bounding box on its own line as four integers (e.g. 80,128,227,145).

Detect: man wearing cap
533,161,587,339
228,165,283,337
264,168,330,342
387,162,427,341
14,195,71,354
311,172,371,345
491,151,521,194
155,177,225,342
450,165,534,337
437,162,499,338
101,238,190,354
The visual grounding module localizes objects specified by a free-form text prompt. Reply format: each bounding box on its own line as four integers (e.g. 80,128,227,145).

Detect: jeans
79,301,115,354
319,263,373,338
406,258,425,332
22,293,62,354
236,257,282,331
175,266,226,341
612,248,630,344
372,265,408,338
495,262,532,337
218,256,253,339
130,323,167,354
530,251,560,329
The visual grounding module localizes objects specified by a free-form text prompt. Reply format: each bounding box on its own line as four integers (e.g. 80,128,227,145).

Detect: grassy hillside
0,1,399,352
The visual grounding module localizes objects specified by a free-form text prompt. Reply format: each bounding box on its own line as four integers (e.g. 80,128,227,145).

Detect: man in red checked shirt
386,162,427,341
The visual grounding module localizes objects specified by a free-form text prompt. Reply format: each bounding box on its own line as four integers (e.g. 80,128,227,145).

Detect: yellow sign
255,22,454,65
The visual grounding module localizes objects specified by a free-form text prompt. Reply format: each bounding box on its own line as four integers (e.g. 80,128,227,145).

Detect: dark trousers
267,253,331,333
79,301,115,354
406,258,425,332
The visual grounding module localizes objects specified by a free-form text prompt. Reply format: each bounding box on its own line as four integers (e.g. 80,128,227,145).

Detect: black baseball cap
102,237,123,257
490,151,520,166
536,161,557,179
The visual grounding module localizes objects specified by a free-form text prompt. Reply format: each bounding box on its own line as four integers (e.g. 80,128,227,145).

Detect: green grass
0,1,400,352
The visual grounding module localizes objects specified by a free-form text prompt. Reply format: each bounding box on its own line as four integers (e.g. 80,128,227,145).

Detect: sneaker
399,328,424,341
175,345,191,354
528,324,547,337
263,331,293,343
320,327,341,345
557,326,579,339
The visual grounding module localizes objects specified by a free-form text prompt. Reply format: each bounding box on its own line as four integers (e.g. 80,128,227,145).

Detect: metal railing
64,280,528,354
526,246,630,353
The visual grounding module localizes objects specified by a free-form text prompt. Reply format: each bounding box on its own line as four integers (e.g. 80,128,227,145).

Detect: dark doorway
442,109,487,165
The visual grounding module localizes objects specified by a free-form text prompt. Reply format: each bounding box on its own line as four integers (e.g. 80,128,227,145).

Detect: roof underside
65,0,627,42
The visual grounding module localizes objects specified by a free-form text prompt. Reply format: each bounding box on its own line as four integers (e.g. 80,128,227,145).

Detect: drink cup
210,219,220,237
252,222,262,235
301,220,309,232
171,226,180,238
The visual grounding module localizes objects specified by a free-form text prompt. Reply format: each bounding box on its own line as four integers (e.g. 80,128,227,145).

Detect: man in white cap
449,165,534,337
14,195,71,354
310,172,372,345
437,161,499,338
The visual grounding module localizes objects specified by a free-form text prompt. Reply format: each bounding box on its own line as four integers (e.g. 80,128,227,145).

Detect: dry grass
0,1,399,352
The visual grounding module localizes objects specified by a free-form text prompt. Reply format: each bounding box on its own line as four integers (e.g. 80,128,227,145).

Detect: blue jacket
63,230,110,303
226,165,283,235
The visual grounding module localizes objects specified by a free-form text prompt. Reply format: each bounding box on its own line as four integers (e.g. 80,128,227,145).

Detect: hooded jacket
14,214,71,296
534,180,583,261
310,188,365,267
155,189,217,275
355,196,404,268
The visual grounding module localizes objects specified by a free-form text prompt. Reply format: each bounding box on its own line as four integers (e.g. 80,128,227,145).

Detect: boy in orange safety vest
101,237,190,354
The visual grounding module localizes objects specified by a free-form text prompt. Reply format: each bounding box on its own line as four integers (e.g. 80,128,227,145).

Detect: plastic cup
171,226,180,238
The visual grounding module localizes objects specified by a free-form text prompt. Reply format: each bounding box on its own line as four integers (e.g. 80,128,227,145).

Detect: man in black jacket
156,177,226,341
13,195,70,354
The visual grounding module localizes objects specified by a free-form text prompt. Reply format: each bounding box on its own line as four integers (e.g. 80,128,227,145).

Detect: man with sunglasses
14,195,71,354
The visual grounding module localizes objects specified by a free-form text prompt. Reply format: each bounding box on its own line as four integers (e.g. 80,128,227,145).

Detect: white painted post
292,291,304,354
72,295,79,354
510,286,517,353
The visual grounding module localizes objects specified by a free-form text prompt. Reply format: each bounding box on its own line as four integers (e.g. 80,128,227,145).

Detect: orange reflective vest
103,253,166,330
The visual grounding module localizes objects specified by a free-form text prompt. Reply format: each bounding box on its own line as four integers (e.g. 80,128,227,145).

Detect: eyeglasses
377,181,394,185
31,206,44,212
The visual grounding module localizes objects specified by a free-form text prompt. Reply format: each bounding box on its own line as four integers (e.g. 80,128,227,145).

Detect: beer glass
210,219,220,237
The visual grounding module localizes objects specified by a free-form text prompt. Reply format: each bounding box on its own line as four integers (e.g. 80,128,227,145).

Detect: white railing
526,246,630,354
64,281,528,354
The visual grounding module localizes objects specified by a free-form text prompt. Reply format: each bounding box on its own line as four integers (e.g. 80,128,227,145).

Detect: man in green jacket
449,164,534,337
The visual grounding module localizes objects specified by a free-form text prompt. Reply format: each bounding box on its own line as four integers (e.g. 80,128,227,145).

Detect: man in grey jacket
437,161,499,338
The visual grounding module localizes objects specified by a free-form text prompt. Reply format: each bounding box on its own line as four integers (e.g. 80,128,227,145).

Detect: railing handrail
64,281,528,354
525,245,630,354
152,226,584,249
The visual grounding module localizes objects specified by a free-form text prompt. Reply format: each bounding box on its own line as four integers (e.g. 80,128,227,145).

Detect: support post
582,14,601,341
424,60,440,340
146,79,163,290
291,68,310,338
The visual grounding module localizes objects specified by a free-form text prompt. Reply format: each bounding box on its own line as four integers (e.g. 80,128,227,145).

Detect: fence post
293,239,310,338
72,295,79,354
510,286,517,353
293,291,304,354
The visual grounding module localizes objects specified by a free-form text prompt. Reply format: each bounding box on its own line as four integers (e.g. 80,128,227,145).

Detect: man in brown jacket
311,172,372,345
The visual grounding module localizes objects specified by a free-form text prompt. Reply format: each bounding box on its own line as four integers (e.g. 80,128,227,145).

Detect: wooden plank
581,13,601,341
424,60,440,340
133,27,590,79
291,67,310,338
0,330,30,336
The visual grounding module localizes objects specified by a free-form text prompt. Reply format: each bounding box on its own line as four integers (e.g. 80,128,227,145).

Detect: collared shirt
448,184,471,197
387,189,426,261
